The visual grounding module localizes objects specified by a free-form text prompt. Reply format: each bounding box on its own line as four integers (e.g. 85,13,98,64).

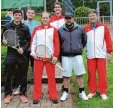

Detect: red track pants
87,58,108,94
33,60,57,100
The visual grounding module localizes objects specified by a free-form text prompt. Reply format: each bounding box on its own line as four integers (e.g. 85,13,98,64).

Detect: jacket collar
10,21,24,28
40,24,52,29
63,22,78,31
89,22,102,29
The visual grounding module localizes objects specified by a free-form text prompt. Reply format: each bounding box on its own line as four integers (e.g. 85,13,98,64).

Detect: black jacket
59,23,87,56
1,22,31,54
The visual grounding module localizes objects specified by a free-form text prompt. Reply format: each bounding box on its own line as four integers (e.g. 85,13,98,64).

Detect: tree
75,6,89,17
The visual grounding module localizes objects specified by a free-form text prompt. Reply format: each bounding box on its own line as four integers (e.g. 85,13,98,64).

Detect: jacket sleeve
30,27,37,55
104,25,113,53
22,26,31,51
53,28,60,58
81,28,87,48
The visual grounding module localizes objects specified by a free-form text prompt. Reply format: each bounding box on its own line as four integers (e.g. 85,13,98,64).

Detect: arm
53,28,60,58
104,25,113,53
81,28,87,48
30,28,37,56
22,26,31,51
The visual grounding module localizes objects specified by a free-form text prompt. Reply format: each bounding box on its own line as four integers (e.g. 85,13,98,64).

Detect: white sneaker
13,86,20,95
100,94,108,100
87,93,96,99
79,91,88,100
60,91,68,101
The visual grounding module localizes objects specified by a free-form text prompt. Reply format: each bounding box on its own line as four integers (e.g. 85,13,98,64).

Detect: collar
63,22,78,31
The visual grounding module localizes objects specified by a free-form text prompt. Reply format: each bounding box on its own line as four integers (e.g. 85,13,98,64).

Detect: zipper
94,29,96,57
45,29,46,58
57,16,59,29
70,32,72,54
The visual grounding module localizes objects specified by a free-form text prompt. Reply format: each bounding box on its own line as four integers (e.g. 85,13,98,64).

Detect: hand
17,48,24,54
52,57,58,64
2,39,7,45
30,53,38,60
107,53,112,62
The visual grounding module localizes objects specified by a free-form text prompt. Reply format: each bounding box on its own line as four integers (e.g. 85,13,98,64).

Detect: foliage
1,45,7,79
100,3,110,16
75,6,89,17
1,11,7,20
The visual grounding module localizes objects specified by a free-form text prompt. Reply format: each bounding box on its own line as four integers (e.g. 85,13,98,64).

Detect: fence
75,16,113,27
1,16,113,27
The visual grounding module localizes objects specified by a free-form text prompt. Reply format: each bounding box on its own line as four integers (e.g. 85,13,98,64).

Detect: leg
87,59,97,94
62,56,72,89
4,55,16,96
18,60,28,96
33,60,44,100
45,62,57,100
4,55,16,103
73,56,88,100
97,58,107,94
76,75,84,88
60,57,72,101
73,56,85,89
63,77,71,89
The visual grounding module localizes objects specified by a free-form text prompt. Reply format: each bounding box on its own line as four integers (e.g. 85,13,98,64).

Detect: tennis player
31,12,60,104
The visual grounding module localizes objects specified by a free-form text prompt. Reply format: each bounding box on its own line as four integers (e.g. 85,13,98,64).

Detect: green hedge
1,11,7,26
1,45,7,79
75,6,89,25
75,6,89,17
1,11,7,20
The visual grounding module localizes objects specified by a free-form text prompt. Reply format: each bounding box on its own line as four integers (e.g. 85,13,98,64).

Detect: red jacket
50,15,65,29
84,22,112,59
31,24,60,58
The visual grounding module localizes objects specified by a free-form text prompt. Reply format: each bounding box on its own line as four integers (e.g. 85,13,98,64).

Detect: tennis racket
3,29,27,60
35,45,64,71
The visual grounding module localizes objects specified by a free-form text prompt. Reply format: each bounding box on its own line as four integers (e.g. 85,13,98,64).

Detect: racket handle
22,54,27,60
56,63,64,71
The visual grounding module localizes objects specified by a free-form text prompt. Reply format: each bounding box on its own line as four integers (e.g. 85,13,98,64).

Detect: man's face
42,13,50,25
54,4,62,14
65,17,74,25
13,13,22,22
88,13,98,24
27,10,35,20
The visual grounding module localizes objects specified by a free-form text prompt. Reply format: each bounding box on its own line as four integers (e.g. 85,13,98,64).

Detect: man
84,9,112,100
24,8,40,75
59,12,88,101
2,9,31,103
50,1,65,29
24,8,40,35
13,8,40,95
5,11,13,24
31,12,60,104
49,1,65,80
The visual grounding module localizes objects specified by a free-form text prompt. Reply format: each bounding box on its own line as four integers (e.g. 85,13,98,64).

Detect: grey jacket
58,23,87,56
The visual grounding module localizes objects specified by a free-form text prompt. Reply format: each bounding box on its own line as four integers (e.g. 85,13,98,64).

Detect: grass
34,16,41,21
71,49,113,108
34,15,41,22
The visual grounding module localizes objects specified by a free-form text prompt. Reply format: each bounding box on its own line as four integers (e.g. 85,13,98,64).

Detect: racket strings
35,45,52,58
3,30,19,48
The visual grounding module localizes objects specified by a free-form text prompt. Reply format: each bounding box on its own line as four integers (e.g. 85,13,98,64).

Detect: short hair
41,11,50,18
53,1,62,8
13,9,22,15
27,8,35,13
88,9,97,15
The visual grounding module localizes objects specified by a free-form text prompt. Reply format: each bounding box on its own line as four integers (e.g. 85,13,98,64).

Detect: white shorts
62,55,86,77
